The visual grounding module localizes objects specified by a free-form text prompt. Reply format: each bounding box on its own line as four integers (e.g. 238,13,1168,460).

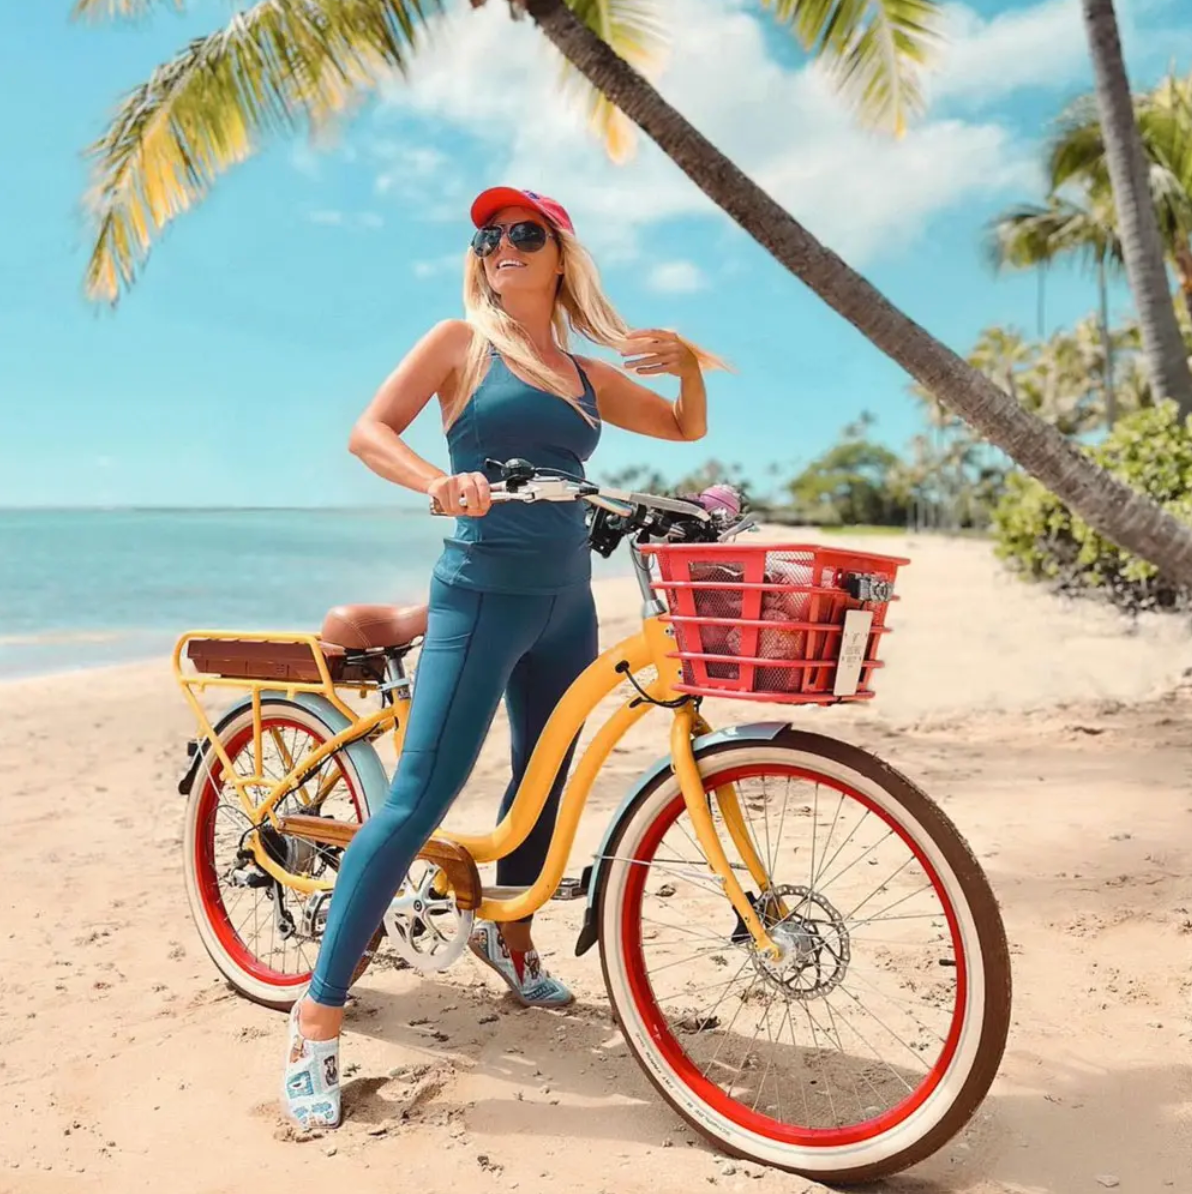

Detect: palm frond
72,0,185,21
985,197,1123,278
1147,158,1192,242
1047,100,1108,193
81,0,440,303
555,0,669,162
759,0,944,137
1048,74,1192,251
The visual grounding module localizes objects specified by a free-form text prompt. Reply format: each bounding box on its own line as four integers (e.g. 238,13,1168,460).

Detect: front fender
573,720,790,957
177,690,390,816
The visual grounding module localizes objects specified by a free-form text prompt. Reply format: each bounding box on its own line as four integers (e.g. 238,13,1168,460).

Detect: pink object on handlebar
695,484,741,517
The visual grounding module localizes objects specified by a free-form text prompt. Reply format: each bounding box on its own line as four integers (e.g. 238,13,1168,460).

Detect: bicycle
172,459,1010,1184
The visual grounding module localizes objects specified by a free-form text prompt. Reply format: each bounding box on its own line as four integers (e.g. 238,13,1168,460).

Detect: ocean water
0,509,630,680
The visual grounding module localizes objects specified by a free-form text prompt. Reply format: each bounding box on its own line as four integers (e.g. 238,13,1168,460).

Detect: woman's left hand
620,329,700,378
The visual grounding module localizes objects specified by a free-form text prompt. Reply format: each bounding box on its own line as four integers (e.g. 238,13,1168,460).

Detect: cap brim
470,186,555,229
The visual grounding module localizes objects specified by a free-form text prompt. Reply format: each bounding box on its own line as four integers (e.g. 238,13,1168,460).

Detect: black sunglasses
470,220,553,258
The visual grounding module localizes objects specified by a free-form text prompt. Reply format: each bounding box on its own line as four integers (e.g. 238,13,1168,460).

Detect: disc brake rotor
751,883,851,1000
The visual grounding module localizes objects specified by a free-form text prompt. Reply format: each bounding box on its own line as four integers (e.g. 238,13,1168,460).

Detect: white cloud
373,0,1094,266
291,125,360,177
412,253,464,279
647,260,709,293
306,209,384,230
370,142,454,198
291,143,322,178
926,0,1088,106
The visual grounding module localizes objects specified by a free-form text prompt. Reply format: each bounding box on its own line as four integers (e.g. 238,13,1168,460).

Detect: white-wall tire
596,731,1010,1183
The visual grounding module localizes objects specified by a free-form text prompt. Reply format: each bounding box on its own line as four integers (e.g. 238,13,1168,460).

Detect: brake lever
718,514,760,541
485,457,536,488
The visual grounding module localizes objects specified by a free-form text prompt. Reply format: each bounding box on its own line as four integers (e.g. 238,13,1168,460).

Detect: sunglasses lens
471,221,550,258
509,222,548,252
471,226,501,257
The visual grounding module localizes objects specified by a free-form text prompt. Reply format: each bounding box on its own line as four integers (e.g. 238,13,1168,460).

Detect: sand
1,528,1190,1193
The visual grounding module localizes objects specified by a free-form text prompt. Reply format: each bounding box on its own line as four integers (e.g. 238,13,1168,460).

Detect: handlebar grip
428,488,519,516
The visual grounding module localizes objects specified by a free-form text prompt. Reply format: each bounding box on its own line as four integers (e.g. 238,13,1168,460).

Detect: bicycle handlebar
428,471,713,522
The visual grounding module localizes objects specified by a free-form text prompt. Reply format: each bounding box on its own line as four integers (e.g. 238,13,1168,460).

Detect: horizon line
0,503,429,514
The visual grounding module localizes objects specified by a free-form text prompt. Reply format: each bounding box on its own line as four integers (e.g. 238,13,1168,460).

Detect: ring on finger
459,495,469,509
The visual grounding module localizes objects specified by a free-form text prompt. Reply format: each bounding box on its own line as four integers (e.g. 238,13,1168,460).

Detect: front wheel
597,730,1010,1183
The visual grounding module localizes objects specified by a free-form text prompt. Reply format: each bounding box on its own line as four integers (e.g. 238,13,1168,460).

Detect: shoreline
4,530,1192,1192
6,532,1192,713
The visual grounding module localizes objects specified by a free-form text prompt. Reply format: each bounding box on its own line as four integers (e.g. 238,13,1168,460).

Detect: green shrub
991,401,1192,612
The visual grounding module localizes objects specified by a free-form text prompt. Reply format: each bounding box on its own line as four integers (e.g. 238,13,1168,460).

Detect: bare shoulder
422,318,475,368
574,353,621,394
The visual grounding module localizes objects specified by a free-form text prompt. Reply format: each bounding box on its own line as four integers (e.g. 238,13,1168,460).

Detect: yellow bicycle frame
174,613,778,955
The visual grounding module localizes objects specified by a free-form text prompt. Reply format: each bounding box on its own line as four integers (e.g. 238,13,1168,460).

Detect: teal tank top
433,349,602,594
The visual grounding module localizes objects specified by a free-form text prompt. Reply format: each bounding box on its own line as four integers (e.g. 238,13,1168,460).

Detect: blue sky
1,0,1189,509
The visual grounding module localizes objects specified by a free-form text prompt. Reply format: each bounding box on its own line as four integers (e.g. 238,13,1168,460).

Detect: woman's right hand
428,471,492,517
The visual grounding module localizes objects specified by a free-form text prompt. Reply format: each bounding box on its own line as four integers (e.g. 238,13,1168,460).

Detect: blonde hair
448,226,730,427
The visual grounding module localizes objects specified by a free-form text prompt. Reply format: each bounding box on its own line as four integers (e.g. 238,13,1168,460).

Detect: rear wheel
182,699,381,1011
597,730,1010,1182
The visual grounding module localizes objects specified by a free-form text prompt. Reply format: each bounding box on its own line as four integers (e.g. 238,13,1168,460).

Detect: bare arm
581,330,708,442
348,319,491,515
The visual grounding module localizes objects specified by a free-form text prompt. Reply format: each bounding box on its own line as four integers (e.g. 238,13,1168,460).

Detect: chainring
382,864,474,973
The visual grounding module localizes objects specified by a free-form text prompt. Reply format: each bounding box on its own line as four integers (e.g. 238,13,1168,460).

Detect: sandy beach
2,528,1191,1193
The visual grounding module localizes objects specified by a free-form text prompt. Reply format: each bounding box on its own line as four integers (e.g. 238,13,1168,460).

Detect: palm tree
966,325,1037,411
1048,69,1192,326
987,68,1192,427
1077,0,1192,417
953,316,1146,437
75,0,1192,586
986,195,1122,426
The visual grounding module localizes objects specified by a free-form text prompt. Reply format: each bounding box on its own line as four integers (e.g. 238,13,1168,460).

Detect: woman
283,186,725,1130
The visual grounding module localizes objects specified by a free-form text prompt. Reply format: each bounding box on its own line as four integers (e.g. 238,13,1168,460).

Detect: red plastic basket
639,541,909,705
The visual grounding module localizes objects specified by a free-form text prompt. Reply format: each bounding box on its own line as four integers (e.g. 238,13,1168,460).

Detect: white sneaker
468,921,574,1008
281,1000,342,1129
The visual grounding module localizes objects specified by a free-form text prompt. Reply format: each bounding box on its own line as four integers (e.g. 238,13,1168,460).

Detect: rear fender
176,691,389,813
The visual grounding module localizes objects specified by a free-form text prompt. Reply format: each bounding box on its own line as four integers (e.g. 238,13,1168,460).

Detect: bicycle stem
630,540,667,620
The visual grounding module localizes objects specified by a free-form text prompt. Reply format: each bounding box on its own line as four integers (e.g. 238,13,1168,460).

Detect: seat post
380,654,411,701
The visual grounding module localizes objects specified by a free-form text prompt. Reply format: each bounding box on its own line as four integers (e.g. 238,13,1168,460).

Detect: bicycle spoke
612,749,986,1153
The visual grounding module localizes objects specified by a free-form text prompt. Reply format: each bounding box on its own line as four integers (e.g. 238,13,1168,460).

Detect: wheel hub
751,884,850,1000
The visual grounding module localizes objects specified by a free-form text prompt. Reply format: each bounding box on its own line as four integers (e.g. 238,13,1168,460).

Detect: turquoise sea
0,508,629,680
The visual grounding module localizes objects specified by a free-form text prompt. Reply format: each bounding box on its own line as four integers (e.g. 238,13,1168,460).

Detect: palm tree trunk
522,0,1192,584
1174,240,1192,327
1081,0,1192,421
1098,257,1117,429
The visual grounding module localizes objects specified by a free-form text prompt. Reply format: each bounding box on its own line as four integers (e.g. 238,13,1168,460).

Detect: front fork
670,704,783,958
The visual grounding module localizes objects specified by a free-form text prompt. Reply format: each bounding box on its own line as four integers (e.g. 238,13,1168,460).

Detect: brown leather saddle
185,602,429,685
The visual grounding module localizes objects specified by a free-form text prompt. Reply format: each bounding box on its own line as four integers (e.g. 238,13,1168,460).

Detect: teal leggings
308,575,599,1008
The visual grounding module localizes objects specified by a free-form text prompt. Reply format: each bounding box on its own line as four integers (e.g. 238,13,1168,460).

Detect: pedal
551,876,587,901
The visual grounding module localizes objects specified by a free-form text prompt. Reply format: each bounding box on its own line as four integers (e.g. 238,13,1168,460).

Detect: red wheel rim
618,762,969,1148
193,717,364,989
